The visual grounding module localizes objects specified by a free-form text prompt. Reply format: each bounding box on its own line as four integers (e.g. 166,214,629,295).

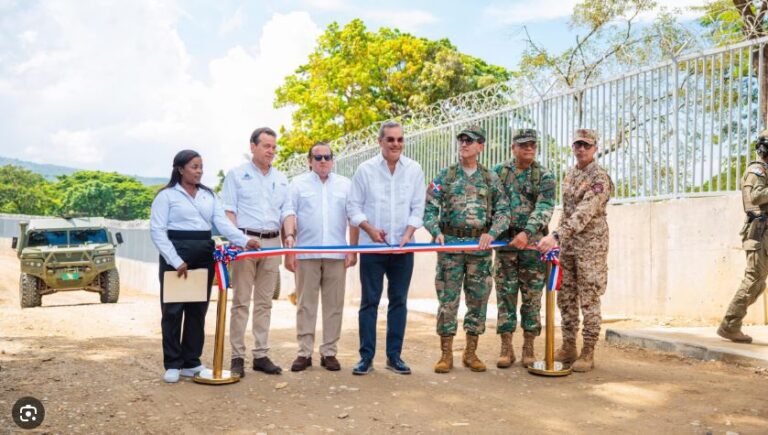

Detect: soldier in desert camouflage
538,129,613,373
424,125,510,373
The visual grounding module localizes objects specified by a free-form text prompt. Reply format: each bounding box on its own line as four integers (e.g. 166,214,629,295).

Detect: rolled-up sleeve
348,169,368,227
221,169,238,212
149,191,184,269
407,166,426,228
281,179,298,221
212,195,248,247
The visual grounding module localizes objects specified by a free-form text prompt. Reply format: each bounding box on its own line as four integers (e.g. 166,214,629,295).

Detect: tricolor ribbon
541,247,562,291
213,241,563,289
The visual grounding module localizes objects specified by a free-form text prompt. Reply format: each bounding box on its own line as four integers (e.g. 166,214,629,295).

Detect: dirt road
1,246,767,434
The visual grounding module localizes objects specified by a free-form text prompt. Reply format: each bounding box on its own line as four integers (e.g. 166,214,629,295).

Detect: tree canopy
274,19,512,161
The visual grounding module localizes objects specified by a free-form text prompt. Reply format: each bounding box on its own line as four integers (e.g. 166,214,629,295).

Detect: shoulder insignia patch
429,181,442,194
591,183,604,194
750,168,765,177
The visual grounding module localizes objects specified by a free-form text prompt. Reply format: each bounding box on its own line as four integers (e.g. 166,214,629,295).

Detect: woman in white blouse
150,150,258,383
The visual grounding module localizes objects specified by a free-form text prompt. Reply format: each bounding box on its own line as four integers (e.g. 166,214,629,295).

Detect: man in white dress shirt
222,127,293,377
282,142,359,372
347,120,426,375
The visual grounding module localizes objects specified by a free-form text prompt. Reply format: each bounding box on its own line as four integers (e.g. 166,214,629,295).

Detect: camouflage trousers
557,251,608,348
435,252,493,336
721,247,768,331
494,250,545,335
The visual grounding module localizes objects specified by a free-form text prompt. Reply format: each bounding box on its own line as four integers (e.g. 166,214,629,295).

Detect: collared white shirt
283,171,351,260
221,161,290,232
348,153,426,245
150,184,249,269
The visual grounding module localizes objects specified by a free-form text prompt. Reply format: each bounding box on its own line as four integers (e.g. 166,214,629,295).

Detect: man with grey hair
347,120,426,375
222,127,293,377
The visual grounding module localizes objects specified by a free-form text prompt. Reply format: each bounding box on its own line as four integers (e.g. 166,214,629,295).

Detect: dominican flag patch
429,181,443,194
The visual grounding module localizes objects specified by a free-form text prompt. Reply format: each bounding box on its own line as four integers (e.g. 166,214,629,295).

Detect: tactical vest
499,161,548,236
442,163,493,228
743,161,768,215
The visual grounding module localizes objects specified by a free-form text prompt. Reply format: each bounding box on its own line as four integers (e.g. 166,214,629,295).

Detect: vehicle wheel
273,276,281,300
19,273,42,308
100,269,120,303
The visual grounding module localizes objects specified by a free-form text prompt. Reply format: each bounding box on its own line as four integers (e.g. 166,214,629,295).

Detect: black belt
167,230,211,241
239,228,280,239
439,224,489,238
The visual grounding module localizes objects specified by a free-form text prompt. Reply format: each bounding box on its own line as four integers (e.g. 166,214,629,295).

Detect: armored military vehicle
12,217,124,308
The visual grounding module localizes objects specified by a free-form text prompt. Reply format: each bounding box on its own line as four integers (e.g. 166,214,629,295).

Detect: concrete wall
3,195,767,324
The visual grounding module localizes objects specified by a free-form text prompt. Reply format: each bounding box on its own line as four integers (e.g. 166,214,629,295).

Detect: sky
0,0,705,184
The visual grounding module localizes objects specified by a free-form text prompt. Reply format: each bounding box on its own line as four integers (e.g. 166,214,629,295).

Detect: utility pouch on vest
746,214,766,242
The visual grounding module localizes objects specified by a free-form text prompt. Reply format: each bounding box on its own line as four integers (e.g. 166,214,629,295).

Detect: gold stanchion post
195,268,239,385
528,262,571,377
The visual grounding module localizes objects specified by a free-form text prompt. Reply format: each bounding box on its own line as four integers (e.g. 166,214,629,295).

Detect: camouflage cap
512,128,538,144
457,124,486,142
573,128,598,146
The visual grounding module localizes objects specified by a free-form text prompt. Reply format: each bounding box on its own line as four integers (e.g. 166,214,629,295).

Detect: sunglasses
458,137,476,144
312,154,333,161
515,142,537,149
572,141,594,150
384,136,405,143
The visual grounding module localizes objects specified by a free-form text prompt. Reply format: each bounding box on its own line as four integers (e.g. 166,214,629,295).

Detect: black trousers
159,231,214,370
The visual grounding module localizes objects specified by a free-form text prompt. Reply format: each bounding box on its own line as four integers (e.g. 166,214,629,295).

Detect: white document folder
162,268,209,303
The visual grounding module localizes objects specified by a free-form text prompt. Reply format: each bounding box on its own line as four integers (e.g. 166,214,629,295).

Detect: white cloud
361,10,438,33
485,0,704,25
0,3,321,185
219,6,245,35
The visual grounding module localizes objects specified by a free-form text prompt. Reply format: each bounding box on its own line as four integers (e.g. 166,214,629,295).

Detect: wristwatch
552,231,560,242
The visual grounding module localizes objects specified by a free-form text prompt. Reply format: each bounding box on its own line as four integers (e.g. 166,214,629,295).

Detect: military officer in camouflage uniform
717,130,768,343
538,129,612,373
493,128,556,368
424,125,511,373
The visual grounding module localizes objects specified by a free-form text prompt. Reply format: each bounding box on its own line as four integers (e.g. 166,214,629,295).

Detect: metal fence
284,36,768,204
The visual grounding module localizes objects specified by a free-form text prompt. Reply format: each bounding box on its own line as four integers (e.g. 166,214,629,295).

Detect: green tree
56,171,154,220
0,165,58,215
274,19,512,161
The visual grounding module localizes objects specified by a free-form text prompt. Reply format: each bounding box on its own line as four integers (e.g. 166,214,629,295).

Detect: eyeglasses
458,137,476,144
572,141,594,150
515,142,537,149
384,136,405,143
312,154,333,161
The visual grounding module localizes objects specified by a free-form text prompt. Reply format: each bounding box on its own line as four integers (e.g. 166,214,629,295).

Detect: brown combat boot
496,332,515,368
434,336,454,373
572,343,595,372
521,331,537,368
554,340,578,365
462,333,487,372
717,325,753,343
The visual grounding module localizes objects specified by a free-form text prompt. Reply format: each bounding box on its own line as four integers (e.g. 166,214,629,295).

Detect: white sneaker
163,369,180,383
180,365,206,378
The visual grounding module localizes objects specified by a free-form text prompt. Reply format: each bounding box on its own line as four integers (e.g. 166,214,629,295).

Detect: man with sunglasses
538,128,613,372
282,142,359,372
493,128,556,369
424,125,510,373
348,120,426,375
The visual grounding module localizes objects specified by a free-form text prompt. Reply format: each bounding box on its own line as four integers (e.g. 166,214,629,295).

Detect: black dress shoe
386,358,412,375
231,357,245,378
352,358,373,375
291,356,312,372
253,356,282,374
320,355,341,371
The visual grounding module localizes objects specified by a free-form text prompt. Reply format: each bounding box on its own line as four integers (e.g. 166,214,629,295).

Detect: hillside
0,156,166,186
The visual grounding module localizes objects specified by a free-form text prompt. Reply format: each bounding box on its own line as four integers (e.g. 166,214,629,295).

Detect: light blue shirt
150,184,248,269
221,161,289,232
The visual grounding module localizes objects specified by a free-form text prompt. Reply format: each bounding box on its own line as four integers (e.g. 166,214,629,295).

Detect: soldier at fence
493,128,556,368
424,125,510,373
538,128,612,372
717,130,768,343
